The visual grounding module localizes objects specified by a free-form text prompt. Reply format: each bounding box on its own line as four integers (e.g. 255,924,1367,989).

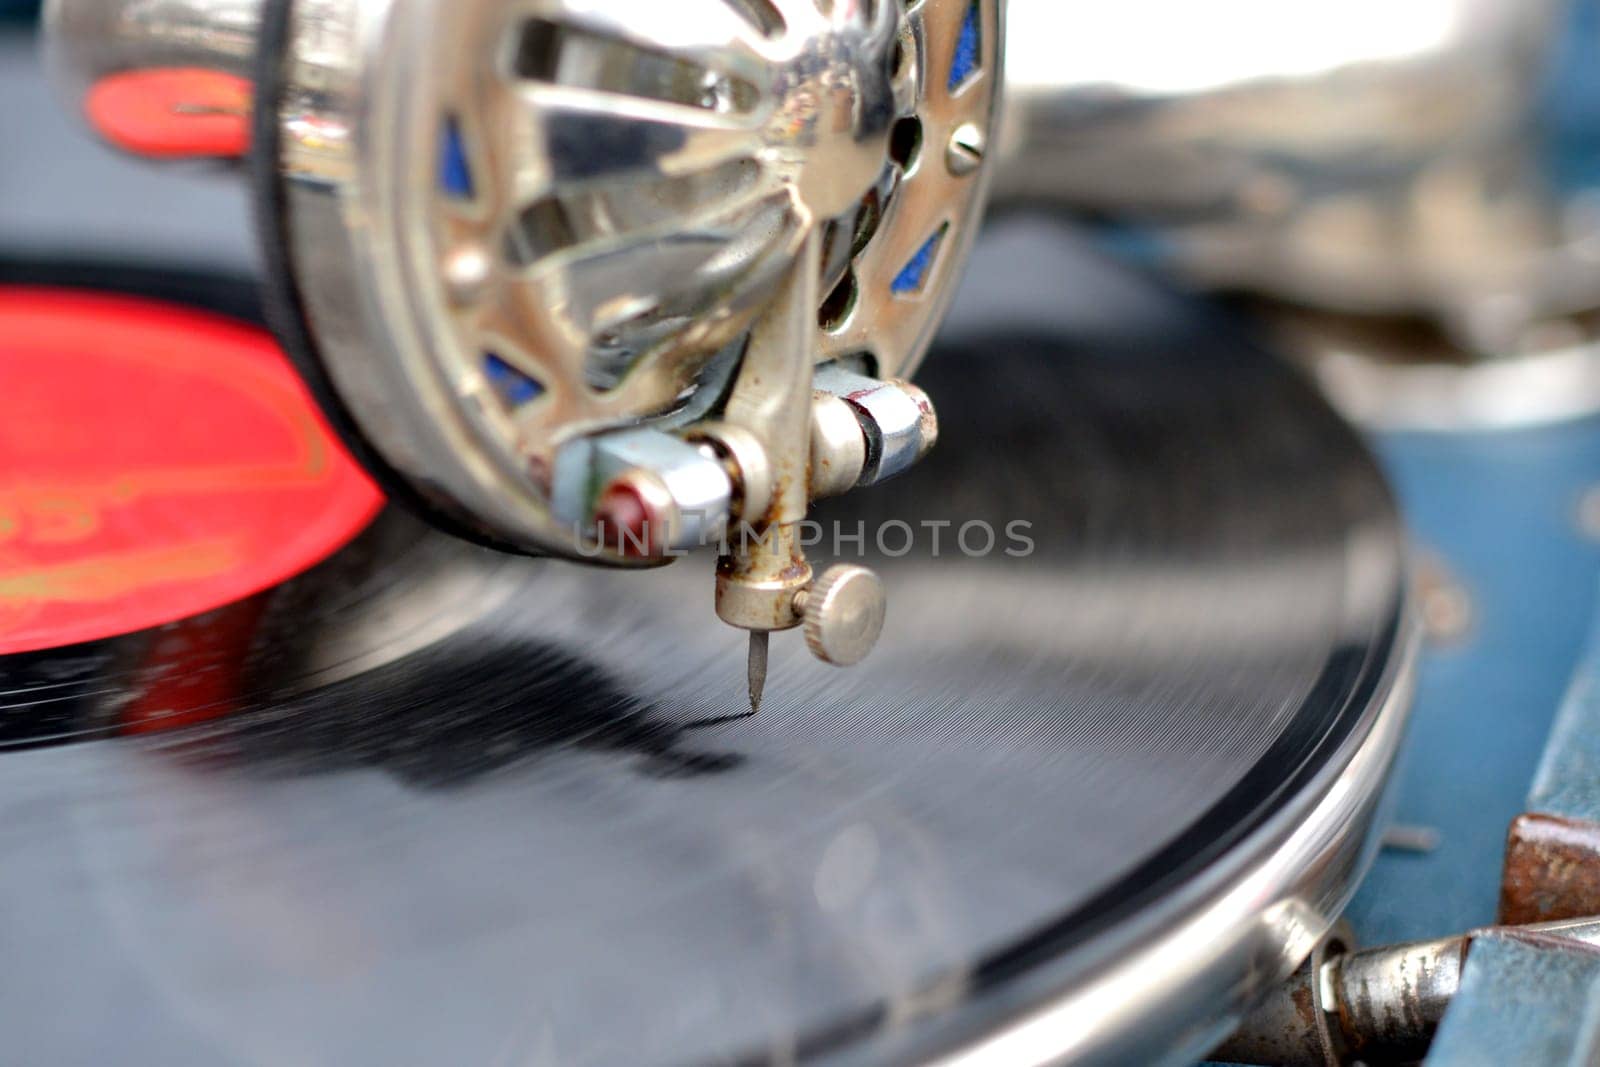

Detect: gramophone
43,0,1002,710
26,4,1600,1063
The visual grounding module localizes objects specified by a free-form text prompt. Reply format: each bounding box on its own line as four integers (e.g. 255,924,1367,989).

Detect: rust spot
1289,982,1318,1030
761,472,793,527
1499,812,1600,925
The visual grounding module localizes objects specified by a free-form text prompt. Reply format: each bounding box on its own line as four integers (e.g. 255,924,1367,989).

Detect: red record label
0,288,385,654
85,69,253,160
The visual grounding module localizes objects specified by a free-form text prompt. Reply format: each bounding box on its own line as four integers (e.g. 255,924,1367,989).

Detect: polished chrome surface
270,0,1001,562
994,0,1600,382
815,362,938,486
808,391,871,498
45,0,264,97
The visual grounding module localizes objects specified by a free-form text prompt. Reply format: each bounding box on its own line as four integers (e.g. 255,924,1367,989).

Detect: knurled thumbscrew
798,564,887,667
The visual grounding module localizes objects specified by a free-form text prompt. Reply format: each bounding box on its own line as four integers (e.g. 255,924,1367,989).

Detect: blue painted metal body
1527,611,1600,823
1419,612,1600,1066
1344,418,1600,946
1428,934,1600,1067
1409,447,1600,1063
1206,417,1600,1067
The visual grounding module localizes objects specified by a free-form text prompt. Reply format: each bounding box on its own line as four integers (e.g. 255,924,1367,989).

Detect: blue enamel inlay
948,1,981,92
485,353,543,406
439,117,475,199
891,225,947,295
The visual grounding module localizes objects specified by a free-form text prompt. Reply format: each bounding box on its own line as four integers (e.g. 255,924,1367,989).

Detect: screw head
443,244,493,305
946,122,985,177
802,565,887,667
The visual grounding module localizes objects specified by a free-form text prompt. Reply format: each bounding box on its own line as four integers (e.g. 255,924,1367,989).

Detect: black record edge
0,256,262,324
249,0,527,556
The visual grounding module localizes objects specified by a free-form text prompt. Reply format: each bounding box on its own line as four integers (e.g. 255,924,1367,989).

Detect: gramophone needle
748,631,769,715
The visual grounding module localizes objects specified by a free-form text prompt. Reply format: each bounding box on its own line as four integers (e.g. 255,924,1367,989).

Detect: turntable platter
0,228,1412,1066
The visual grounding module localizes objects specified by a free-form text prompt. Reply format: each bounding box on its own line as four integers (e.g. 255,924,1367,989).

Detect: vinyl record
0,230,1412,1066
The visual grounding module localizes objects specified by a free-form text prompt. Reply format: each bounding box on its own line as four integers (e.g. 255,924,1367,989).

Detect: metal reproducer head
44,0,1002,681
